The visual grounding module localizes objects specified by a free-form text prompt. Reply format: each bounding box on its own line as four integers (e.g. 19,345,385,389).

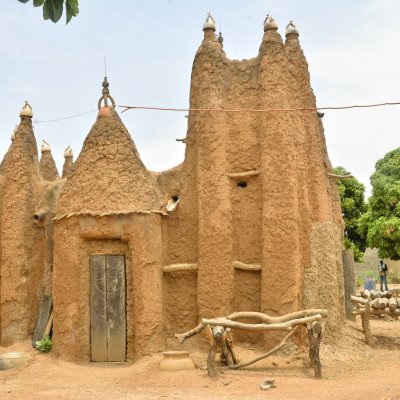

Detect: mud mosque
0,14,346,362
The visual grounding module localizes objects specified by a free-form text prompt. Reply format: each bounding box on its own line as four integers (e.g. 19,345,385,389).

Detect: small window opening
237,181,247,188
171,195,180,202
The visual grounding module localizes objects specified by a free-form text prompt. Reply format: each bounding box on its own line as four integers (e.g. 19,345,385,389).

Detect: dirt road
0,317,399,400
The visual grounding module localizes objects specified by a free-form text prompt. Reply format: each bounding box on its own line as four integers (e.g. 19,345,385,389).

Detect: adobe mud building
0,15,345,362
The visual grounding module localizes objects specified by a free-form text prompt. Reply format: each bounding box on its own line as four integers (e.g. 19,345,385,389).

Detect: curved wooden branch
232,261,261,271
226,309,328,324
202,314,323,331
175,309,328,343
174,322,206,344
229,326,299,369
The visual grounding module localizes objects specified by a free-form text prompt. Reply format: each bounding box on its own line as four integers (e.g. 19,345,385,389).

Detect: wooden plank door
90,254,126,362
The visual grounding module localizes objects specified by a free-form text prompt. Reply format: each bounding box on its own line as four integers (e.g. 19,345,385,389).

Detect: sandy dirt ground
0,316,399,400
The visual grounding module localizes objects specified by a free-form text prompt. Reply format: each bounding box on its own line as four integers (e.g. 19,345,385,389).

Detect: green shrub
35,335,52,353
388,270,400,284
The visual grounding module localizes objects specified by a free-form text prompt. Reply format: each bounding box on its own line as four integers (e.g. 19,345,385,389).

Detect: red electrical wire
117,101,400,113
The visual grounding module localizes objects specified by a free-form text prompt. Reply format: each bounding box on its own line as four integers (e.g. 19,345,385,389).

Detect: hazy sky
2,1,400,197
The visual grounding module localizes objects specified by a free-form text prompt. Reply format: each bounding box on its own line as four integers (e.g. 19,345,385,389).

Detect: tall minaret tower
0,102,43,345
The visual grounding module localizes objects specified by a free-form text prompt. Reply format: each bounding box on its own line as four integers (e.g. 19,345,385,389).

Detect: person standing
378,259,389,291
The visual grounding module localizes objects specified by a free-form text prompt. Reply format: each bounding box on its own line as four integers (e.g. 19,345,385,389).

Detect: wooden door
90,254,126,362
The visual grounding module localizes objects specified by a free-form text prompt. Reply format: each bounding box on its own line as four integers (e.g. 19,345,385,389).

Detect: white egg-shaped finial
41,140,51,153
20,101,33,118
203,13,216,30
285,21,299,36
64,146,73,158
264,15,278,31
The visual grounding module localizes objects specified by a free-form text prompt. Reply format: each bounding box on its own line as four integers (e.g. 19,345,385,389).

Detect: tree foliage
17,0,79,24
334,166,367,262
359,148,400,260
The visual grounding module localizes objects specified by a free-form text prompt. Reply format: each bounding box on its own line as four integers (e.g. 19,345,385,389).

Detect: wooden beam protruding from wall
233,260,261,271
162,263,198,273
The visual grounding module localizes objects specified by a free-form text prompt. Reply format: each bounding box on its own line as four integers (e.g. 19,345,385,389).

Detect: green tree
17,0,79,24
334,166,367,262
359,148,400,260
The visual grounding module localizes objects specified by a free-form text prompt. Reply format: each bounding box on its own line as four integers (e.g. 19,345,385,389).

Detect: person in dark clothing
378,259,389,291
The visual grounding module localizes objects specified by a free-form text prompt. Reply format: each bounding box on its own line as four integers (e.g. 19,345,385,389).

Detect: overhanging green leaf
18,0,30,3
66,0,79,14
66,0,79,24
33,0,45,6
43,0,64,23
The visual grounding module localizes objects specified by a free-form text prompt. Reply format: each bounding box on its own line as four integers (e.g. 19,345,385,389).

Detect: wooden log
370,290,379,300
220,328,238,366
388,297,397,311
226,170,260,178
207,337,218,377
361,289,370,299
352,309,400,316
226,334,239,365
43,311,53,337
327,172,353,179
379,298,389,309
221,340,233,367
370,298,381,309
32,295,53,347
232,260,261,271
207,326,224,377
162,263,198,273
350,295,368,305
307,322,323,379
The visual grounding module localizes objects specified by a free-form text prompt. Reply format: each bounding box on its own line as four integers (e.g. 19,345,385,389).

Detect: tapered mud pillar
0,103,42,345
258,17,301,319
193,15,234,318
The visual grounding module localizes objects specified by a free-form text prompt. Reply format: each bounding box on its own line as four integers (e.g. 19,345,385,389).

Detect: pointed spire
11,125,18,141
20,101,33,118
285,21,299,36
64,146,73,158
264,15,278,31
41,140,51,153
98,76,115,114
62,146,74,179
39,140,59,181
203,13,216,31
218,32,224,47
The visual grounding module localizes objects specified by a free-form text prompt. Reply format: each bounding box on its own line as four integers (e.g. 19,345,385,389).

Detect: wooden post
207,326,224,377
307,321,323,379
32,295,53,347
361,302,375,346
